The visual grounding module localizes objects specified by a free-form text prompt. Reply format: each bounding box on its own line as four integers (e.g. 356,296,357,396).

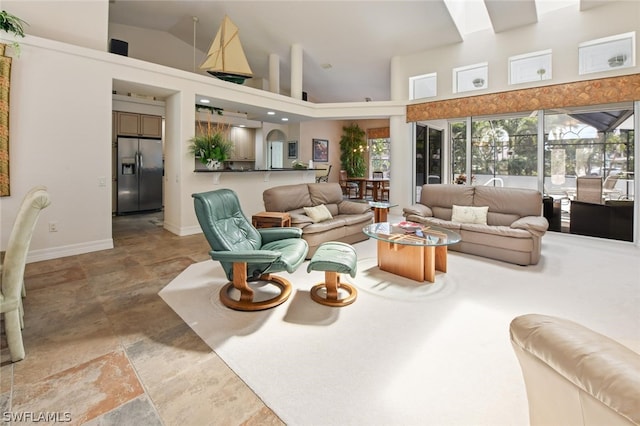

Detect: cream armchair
510,314,640,426
1,187,51,362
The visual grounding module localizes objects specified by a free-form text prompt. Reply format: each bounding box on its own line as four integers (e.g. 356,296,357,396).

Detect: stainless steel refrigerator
117,137,163,214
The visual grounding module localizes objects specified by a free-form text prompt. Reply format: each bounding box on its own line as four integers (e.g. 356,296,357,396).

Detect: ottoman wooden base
310,271,357,307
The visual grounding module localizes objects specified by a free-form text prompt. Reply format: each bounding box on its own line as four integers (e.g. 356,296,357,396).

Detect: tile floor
1,212,283,425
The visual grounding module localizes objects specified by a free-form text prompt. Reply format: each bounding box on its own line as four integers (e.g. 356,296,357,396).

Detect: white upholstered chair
1,186,51,362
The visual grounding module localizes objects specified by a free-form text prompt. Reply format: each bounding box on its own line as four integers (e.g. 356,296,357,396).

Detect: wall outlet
49,222,58,232
98,176,107,187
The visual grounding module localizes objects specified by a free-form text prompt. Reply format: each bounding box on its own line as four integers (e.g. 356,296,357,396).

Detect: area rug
159,233,640,425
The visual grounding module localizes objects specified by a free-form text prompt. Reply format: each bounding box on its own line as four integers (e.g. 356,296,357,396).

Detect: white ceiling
108,0,600,122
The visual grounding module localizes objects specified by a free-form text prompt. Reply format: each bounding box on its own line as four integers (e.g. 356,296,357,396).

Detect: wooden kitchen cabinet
116,112,162,138
230,127,255,160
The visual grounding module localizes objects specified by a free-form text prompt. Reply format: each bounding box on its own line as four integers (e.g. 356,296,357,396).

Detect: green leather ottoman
307,242,357,307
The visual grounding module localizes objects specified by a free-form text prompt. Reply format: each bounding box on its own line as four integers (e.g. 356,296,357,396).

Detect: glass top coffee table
362,222,461,283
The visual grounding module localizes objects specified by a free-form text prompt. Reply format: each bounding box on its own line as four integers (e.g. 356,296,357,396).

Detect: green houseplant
339,123,367,177
0,10,28,55
188,120,234,170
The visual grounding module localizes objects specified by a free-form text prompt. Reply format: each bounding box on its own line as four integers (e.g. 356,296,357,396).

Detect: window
543,105,635,197
508,50,552,85
369,137,390,176
409,73,437,100
471,115,539,188
453,62,488,93
578,32,636,75
450,121,467,184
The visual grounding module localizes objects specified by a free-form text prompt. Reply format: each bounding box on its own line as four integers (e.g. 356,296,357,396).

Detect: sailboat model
200,15,253,84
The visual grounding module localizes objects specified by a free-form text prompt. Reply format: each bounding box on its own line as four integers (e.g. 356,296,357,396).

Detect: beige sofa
403,184,548,265
510,314,640,426
263,183,374,258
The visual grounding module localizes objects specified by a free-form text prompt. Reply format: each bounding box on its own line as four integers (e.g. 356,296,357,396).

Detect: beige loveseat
263,183,374,258
510,314,640,426
403,184,548,265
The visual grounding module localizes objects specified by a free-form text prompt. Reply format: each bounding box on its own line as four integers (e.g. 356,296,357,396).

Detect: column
269,53,280,94
290,43,303,100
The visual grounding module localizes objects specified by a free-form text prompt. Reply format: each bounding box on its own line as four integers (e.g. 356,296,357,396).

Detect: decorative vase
0,43,11,196
206,159,222,170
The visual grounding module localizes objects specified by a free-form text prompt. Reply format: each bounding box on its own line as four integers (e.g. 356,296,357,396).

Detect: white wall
395,1,640,102
4,0,109,51
2,38,114,259
109,23,208,76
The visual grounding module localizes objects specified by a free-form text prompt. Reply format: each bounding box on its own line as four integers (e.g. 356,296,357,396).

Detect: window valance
407,73,640,122
367,127,390,139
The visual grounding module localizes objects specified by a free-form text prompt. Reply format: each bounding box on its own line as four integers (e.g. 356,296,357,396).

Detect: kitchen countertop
194,168,322,173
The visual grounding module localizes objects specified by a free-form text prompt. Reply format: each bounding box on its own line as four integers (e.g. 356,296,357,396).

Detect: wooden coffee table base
377,240,448,282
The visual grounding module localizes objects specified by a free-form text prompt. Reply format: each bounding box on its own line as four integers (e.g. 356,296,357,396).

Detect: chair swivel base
220,263,292,311
310,271,357,307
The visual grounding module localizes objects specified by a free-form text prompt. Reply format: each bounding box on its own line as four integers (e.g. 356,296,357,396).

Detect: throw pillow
451,205,489,225
303,204,333,223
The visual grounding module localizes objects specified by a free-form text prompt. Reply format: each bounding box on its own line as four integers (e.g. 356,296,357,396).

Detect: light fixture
281,117,289,122
472,78,485,87
608,54,627,67
267,111,275,115
199,98,210,104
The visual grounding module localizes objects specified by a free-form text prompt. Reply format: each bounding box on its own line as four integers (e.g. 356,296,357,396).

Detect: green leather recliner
192,188,309,311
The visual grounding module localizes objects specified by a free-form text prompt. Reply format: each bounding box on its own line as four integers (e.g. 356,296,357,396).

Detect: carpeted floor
160,229,640,425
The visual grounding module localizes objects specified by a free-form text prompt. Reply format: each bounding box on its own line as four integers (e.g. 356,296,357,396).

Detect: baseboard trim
27,239,114,263
164,222,202,237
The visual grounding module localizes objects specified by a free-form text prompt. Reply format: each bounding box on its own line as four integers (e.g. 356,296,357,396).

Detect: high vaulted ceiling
109,0,603,105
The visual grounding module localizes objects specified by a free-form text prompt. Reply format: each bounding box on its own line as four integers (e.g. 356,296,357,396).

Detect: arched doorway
267,129,286,168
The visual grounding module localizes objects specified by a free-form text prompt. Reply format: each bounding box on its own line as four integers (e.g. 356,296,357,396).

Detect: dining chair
339,170,359,198
1,187,51,362
366,171,384,199
380,179,390,201
315,164,332,183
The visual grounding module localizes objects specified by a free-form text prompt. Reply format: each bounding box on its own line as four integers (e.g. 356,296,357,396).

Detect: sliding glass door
543,103,634,240
435,102,636,241
415,124,443,200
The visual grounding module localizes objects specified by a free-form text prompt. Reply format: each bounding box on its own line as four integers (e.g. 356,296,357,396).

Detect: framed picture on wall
287,140,298,158
312,138,329,162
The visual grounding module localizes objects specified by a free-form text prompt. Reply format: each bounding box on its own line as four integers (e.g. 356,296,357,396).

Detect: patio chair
575,176,603,204
602,173,621,200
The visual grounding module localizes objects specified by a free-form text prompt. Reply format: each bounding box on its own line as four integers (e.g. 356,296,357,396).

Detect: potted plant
188,120,233,170
339,123,367,177
291,160,307,169
0,10,28,55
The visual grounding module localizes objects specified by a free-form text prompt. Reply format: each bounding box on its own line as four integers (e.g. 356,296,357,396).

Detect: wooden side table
251,212,292,228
